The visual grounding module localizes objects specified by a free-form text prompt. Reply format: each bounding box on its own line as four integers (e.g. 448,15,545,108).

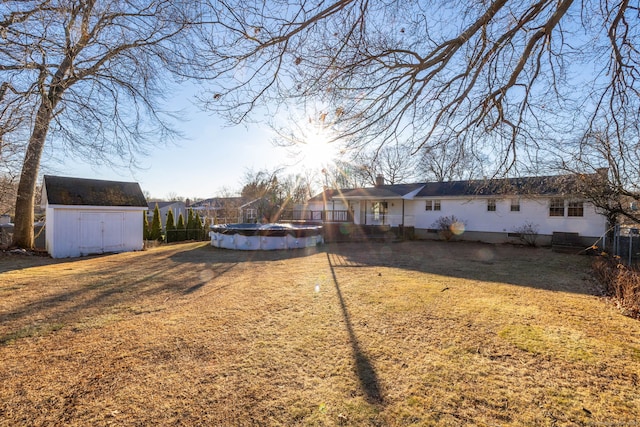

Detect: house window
568,200,584,217
426,200,441,211
246,208,257,221
510,199,520,212
549,198,565,216
487,199,496,212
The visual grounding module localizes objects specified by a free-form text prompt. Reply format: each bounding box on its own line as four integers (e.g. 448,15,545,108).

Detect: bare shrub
593,255,640,318
431,215,466,241
512,222,540,247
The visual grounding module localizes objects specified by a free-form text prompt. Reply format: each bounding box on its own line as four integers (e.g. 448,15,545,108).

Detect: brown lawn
0,241,639,426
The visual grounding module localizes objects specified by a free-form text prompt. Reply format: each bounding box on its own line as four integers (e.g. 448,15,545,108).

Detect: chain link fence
605,225,640,267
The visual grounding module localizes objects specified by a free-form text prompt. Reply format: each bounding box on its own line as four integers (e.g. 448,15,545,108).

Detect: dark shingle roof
414,174,592,198
43,175,147,207
326,173,598,201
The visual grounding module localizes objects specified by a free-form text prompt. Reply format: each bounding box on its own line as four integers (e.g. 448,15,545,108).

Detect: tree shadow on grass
0,244,240,345
326,252,384,405
0,252,69,274
324,240,602,296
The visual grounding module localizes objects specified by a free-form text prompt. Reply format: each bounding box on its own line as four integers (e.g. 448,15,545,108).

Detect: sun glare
291,129,341,172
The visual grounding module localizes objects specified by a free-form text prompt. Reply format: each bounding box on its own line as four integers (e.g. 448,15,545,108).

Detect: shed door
79,212,125,255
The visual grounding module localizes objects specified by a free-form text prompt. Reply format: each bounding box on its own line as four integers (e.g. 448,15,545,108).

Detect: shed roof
43,175,148,207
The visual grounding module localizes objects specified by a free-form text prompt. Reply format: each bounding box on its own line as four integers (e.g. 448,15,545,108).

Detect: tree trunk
12,101,54,249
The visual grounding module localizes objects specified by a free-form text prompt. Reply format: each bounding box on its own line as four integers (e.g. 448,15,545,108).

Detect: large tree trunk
12,102,54,249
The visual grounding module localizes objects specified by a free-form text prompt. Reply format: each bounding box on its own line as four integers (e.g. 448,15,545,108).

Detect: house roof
322,173,599,201
189,197,245,209
307,189,351,202
339,183,426,199
43,175,147,207
147,201,184,210
415,174,594,198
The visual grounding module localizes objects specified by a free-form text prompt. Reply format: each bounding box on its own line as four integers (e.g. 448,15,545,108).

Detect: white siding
46,206,144,258
408,197,606,238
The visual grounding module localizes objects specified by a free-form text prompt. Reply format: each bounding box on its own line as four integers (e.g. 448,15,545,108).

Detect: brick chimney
375,174,384,186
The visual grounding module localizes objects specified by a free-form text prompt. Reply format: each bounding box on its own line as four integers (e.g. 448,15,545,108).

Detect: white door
79,212,125,255
79,212,103,255
102,213,125,252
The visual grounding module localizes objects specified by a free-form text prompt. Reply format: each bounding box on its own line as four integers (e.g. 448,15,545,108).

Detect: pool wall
209,223,324,250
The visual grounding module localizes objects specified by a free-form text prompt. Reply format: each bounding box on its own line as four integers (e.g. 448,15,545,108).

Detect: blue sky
42,92,339,200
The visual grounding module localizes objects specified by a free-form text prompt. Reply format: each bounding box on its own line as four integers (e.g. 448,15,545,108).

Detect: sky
41,91,340,201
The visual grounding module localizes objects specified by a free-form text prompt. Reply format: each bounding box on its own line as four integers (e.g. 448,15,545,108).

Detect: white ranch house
42,175,148,258
304,173,608,246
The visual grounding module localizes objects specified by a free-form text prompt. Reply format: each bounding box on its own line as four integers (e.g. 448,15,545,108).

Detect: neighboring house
147,201,187,229
311,173,609,246
238,198,268,223
41,175,148,258
189,197,244,224
0,215,46,249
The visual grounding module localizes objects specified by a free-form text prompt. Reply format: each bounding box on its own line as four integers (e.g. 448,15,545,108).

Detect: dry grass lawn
0,240,639,426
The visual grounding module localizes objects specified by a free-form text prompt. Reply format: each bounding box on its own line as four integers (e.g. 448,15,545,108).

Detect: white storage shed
41,175,148,258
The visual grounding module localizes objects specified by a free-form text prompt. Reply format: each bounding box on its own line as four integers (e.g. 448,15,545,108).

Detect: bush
194,212,206,240
593,255,640,318
431,215,466,241
176,213,186,241
512,221,540,247
149,203,163,241
165,209,176,243
186,209,196,240
143,212,151,240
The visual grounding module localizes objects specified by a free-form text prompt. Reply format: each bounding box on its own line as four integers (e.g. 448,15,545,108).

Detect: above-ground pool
209,223,324,250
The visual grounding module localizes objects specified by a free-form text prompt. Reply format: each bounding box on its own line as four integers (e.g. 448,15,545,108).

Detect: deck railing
287,209,352,223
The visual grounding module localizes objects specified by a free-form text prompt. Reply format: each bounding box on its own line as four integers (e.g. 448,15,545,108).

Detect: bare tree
320,161,368,190
0,173,17,216
1,0,213,248
200,1,639,193
349,143,419,185
416,139,486,182
554,130,640,225
240,167,311,221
